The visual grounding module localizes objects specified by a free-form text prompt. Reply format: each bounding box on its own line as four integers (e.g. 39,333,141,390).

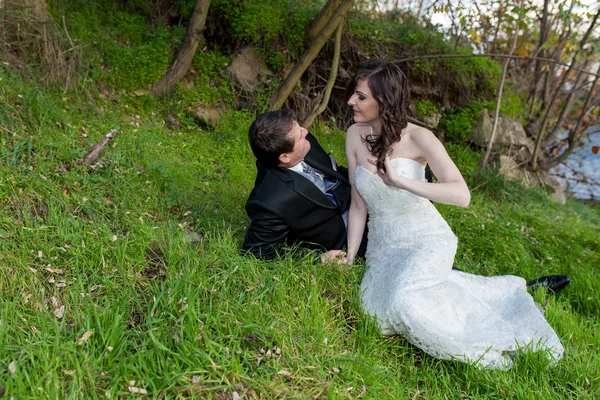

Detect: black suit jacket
242,133,367,260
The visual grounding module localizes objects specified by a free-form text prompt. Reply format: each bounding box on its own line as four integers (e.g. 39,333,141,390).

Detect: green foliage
179,49,236,106
211,0,313,54
444,142,483,177
60,7,187,91
439,100,486,142
486,85,526,120
414,99,439,117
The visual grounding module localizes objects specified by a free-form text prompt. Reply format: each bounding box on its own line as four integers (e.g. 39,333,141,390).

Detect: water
551,128,600,200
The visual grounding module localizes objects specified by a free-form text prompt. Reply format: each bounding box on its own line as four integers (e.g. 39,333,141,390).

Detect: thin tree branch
302,22,343,129
392,53,600,77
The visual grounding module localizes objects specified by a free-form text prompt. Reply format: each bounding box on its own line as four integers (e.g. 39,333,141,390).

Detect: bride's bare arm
346,126,368,264
377,129,471,207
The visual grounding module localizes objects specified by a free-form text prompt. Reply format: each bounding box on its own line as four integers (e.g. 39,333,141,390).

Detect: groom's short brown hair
249,110,296,168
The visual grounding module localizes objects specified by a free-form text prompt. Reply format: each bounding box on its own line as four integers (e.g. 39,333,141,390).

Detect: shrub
439,100,486,142
414,99,439,117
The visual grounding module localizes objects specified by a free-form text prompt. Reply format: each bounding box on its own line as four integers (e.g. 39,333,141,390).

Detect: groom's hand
320,250,348,264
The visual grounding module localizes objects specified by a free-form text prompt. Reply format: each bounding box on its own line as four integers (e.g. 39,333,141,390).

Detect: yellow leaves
564,40,578,53
433,4,451,13
470,31,481,44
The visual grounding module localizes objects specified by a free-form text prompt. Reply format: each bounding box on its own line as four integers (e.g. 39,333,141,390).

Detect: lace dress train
355,158,564,370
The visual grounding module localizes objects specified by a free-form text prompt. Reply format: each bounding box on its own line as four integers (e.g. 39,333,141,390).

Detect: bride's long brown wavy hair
345,60,410,172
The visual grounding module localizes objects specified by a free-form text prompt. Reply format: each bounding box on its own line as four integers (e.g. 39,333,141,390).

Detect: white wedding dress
355,157,564,370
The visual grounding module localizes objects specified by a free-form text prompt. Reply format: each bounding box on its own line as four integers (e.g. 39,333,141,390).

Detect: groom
241,110,570,293
242,109,366,262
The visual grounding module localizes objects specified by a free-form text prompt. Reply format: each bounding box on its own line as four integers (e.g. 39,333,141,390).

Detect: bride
344,60,564,370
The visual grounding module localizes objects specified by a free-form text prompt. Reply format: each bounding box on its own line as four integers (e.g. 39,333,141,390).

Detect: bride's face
348,79,380,128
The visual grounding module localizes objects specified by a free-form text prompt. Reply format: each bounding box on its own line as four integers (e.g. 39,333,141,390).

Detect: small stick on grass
80,129,118,167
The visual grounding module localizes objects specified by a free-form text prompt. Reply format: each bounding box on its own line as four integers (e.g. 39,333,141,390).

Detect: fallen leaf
90,285,104,292
54,305,65,319
592,145,599,155
112,235,117,241
63,370,76,375
232,391,241,400
46,268,64,274
332,367,340,373
344,386,354,392
277,370,292,377
183,211,192,216
77,330,93,345
8,361,16,374
127,386,147,394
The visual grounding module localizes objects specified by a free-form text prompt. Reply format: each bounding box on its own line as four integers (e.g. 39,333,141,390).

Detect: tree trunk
526,0,549,115
270,0,354,111
151,0,211,97
304,0,342,46
301,22,343,129
482,6,521,166
544,57,592,147
531,8,599,170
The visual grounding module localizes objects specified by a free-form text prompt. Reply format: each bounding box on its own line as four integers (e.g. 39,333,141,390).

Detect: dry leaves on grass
128,381,148,394
8,361,16,375
277,370,292,378
77,330,93,345
54,305,65,319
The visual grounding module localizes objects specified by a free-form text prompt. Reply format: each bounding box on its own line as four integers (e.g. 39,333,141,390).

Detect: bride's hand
368,156,411,189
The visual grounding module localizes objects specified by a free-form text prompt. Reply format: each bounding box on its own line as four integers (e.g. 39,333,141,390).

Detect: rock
224,46,273,90
498,155,566,204
194,105,224,127
423,113,441,128
499,155,524,181
543,174,567,204
471,110,533,150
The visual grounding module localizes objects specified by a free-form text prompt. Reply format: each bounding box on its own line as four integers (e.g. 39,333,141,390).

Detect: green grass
1,4,600,397
1,65,600,399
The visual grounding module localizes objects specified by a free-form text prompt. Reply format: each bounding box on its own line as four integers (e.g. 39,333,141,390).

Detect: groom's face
279,121,310,167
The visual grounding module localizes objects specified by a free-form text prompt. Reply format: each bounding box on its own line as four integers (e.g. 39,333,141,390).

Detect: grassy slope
1,8,600,400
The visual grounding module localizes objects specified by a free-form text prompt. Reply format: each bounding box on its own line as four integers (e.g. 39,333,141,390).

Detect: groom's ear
278,152,290,165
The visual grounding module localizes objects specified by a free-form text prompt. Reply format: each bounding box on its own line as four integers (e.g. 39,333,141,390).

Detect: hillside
1,1,599,398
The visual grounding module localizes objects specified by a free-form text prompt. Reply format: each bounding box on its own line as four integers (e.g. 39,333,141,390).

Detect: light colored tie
301,161,337,205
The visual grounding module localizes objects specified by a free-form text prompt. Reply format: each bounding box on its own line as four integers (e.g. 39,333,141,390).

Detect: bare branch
302,22,343,129
392,53,600,78
80,129,118,167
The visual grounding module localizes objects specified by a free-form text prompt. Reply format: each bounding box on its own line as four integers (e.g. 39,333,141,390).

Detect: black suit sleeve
242,200,289,260
242,201,321,261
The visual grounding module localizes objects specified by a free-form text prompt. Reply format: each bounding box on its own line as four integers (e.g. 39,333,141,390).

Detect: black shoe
526,275,570,294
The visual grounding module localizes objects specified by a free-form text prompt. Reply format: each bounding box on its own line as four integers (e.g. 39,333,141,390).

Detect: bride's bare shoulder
346,123,369,144
403,123,438,144
347,123,370,134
